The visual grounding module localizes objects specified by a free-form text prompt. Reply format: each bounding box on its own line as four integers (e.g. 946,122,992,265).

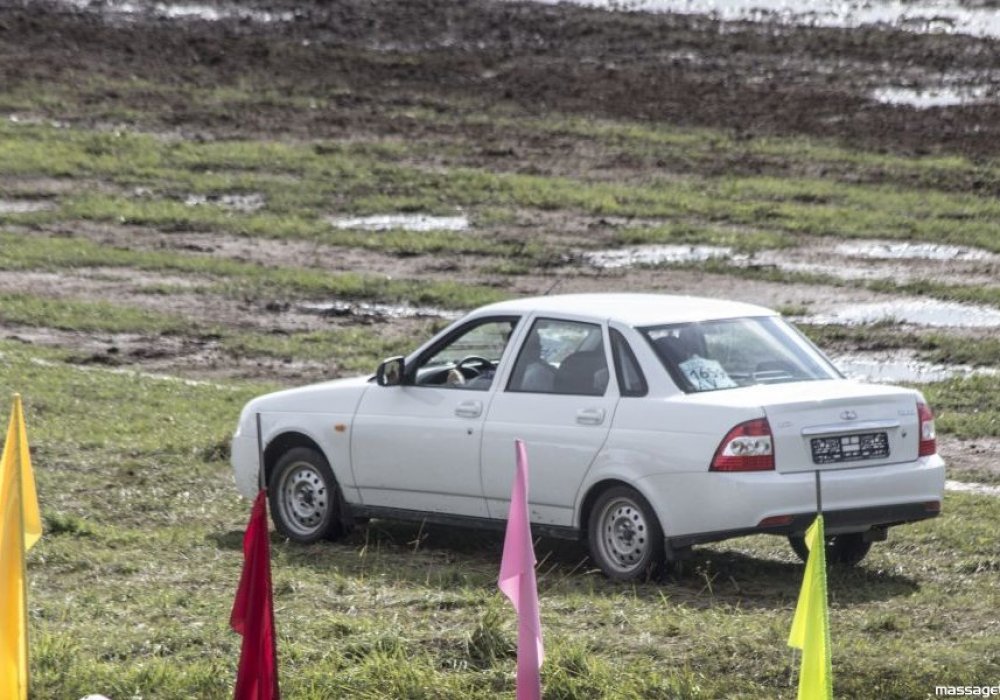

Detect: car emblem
840,409,858,421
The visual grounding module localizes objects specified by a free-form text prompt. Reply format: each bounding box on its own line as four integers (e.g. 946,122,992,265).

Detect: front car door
481,316,618,527
351,315,520,518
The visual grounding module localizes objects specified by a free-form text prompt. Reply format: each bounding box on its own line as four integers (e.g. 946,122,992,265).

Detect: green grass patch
612,221,793,253
0,231,506,309
922,375,1000,439
0,291,195,334
222,326,431,374
399,106,1000,195
0,339,996,698
4,120,1000,256
800,325,1000,368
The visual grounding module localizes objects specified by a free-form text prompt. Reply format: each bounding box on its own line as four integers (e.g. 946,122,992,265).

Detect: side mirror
376,356,405,386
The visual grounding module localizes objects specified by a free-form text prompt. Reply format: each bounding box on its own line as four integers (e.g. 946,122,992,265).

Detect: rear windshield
641,316,840,393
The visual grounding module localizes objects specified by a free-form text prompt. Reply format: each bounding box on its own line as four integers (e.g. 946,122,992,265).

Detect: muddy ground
3,0,999,157
1,1,998,472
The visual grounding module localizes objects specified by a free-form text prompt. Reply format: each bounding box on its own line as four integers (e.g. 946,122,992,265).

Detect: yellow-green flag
0,394,42,700
788,514,832,700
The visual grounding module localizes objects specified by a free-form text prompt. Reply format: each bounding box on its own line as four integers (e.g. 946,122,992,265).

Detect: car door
481,316,618,527
351,316,520,518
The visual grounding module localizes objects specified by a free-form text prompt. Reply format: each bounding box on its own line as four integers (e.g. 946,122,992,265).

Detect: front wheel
587,486,665,581
268,447,343,543
788,532,872,567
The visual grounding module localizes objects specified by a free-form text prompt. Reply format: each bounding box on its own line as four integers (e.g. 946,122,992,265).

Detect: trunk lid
682,380,922,472
760,381,920,472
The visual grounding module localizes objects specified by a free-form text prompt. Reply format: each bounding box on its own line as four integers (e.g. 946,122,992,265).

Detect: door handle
455,400,483,418
576,408,606,426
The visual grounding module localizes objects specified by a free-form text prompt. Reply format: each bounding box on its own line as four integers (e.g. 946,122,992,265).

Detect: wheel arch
578,478,635,534
577,476,672,536
263,431,329,487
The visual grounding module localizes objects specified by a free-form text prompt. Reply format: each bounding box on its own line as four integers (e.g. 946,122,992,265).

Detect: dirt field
1,0,999,473
5,0,1000,155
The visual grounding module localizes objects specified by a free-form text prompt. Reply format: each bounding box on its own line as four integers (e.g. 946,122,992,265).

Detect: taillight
917,401,936,457
711,418,775,471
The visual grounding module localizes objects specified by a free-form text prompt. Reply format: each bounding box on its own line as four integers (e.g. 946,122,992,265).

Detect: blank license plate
811,432,889,465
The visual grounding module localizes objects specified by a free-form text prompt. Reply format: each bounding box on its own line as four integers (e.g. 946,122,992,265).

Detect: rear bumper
638,454,945,550
666,500,940,550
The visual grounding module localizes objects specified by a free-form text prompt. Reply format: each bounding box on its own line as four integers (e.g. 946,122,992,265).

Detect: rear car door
481,317,617,526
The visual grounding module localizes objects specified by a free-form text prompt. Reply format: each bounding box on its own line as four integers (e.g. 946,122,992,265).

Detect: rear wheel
268,447,343,543
587,486,665,581
788,532,872,566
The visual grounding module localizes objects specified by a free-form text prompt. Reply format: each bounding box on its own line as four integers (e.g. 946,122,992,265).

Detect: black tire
268,447,342,543
587,486,665,581
788,532,872,567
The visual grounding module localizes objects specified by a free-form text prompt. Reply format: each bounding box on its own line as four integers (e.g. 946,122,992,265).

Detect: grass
11,73,999,193
0,289,436,375
801,324,1000,368
923,375,1000,439
2,336,998,698
3,118,1000,257
2,40,1000,700
0,230,506,310
221,326,429,374
0,291,196,335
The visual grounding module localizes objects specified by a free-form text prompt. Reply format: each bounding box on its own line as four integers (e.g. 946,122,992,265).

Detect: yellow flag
788,515,833,700
0,394,42,700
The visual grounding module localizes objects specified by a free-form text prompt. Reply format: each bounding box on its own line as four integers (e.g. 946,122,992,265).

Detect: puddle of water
328,214,470,233
153,2,293,21
586,240,996,286
583,244,733,269
59,0,294,23
945,480,1000,497
7,114,70,129
871,85,993,109
804,299,1000,328
835,241,996,262
519,0,1000,40
297,300,462,321
0,200,53,214
184,193,266,213
748,258,897,282
830,350,998,384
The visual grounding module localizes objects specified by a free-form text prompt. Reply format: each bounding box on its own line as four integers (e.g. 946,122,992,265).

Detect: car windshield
641,316,840,393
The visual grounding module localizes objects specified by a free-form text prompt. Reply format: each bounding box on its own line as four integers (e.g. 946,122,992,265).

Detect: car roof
476,293,777,327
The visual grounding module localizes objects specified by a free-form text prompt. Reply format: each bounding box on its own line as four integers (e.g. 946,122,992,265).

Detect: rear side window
610,329,647,397
508,318,609,396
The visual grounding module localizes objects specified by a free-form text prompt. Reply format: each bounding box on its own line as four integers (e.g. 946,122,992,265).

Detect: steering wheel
455,356,494,376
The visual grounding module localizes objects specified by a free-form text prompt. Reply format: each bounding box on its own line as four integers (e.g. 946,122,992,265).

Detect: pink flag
498,439,544,700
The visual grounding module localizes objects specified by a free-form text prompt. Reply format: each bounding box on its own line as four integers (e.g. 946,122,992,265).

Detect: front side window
642,316,839,393
414,318,518,390
508,319,609,396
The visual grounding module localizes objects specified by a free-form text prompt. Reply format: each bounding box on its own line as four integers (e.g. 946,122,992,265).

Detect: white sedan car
231,293,945,580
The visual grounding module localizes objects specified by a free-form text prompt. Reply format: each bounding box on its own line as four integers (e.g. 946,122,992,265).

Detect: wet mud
3,0,999,157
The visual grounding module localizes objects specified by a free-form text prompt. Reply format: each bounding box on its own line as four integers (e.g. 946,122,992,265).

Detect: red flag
498,439,544,700
230,490,279,700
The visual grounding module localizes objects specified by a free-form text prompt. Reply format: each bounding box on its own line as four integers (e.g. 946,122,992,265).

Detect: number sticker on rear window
679,356,738,391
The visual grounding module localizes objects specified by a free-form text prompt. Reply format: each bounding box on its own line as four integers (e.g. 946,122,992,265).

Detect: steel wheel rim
276,461,329,537
597,497,650,574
